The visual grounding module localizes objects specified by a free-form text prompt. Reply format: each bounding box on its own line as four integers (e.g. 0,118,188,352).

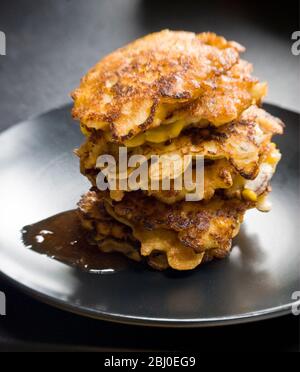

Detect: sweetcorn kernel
257,195,272,212
242,189,258,202
125,120,186,147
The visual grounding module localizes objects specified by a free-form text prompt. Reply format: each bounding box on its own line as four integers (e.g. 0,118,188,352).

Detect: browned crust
104,190,253,253
72,30,244,141
78,190,133,241
78,189,254,270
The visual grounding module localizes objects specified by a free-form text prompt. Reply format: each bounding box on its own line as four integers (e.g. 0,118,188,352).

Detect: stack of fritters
72,31,284,270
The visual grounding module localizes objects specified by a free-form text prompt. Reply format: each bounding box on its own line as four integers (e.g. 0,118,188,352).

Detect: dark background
0,0,299,352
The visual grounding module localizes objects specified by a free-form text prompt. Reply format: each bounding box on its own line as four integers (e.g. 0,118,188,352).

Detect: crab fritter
76,105,283,203
78,191,141,262
79,190,253,270
127,106,283,180
72,30,266,143
110,192,252,253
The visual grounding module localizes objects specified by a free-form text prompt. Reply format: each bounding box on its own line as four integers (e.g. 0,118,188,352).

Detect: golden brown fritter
77,105,283,197
147,159,236,204
168,60,267,127
129,106,283,180
109,191,253,254
78,190,132,241
78,190,253,270
71,30,263,143
78,191,141,262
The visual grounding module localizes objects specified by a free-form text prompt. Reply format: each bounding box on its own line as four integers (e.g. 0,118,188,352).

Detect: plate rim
0,270,296,328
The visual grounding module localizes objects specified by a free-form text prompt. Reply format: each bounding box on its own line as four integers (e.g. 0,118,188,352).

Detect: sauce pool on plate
22,210,131,274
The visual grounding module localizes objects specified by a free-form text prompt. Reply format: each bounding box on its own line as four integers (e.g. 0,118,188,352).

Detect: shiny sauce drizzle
22,210,130,273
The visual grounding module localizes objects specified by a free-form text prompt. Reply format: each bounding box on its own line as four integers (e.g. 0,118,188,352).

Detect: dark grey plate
0,104,299,327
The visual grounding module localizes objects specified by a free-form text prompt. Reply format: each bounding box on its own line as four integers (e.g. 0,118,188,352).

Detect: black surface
0,0,299,352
